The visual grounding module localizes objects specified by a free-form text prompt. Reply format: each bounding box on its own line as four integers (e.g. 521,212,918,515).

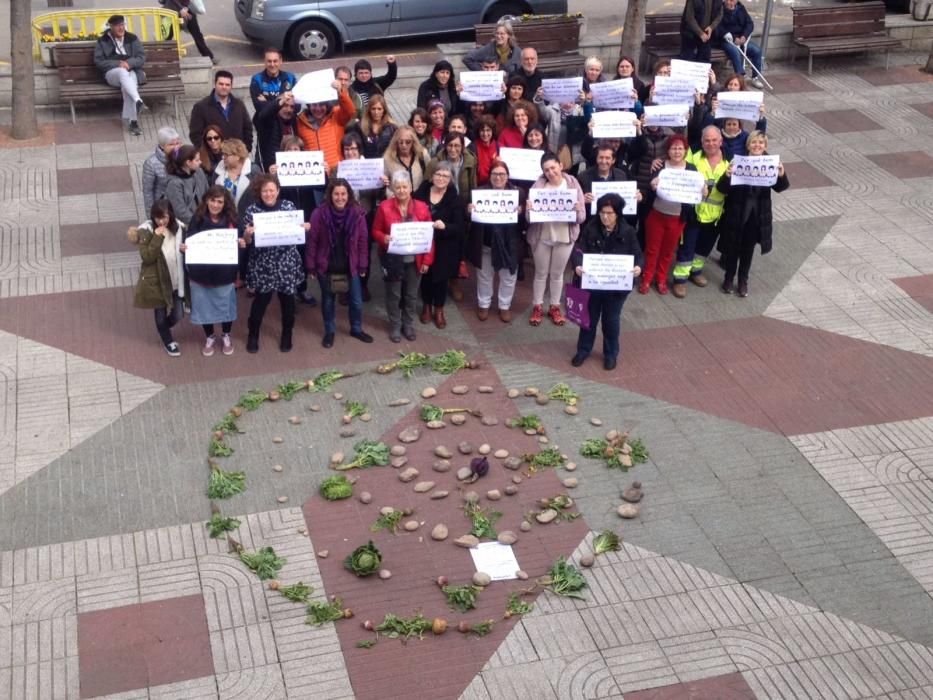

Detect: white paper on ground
469,541,520,581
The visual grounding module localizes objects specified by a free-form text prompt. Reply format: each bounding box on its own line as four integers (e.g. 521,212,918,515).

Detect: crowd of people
129,3,788,370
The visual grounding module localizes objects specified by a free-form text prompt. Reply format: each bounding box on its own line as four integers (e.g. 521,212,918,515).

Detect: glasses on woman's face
490,171,507,178
343,145,359,152
206,135,221,142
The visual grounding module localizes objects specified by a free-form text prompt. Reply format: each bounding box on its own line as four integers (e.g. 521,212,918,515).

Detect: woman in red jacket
497,100,538,149
372,171,435,343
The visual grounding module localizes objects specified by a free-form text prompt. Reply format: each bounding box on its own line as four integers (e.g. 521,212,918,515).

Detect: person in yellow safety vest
672,125,729,298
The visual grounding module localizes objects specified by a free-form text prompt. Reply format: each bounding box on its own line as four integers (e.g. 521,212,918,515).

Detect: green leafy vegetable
206,513,241,538
579,433,647,470
542,556,587,599
523,447,566,471
335,440,390,470
539,494,581,521
629,437,649,464
371,509,404,534
306,598,345,625
208,436,234,457
375,612,432,640
356,639,377,648
319,475,354,501
277,380,306,400
344,541,382,577
239,546,286,580
468,619,495,636
508,414,543,430
308,370,344,393
505,592,534,616
442,584,481,612
547,382,579,406
431,349,477,374
207,461,246,499
344,400,368,418
593,530,621,555
465,503,501,539
420,404,444,422
213,413,241,433
375,352,430,378
280,582,314,603
237,389,268,411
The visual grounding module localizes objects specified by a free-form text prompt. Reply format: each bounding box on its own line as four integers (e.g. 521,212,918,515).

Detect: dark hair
251,173,280,199
354,58,372,73
474,114,499,140
653,58,671,74
335,65,352,79
194,185,238,226
723,73,747,90
149,199,179,234
448,113,468,129
341,132,364,150
506,74,528,95
596,192,625,217
166,144,200,176
214,70,234,83
443,132,466,150
325,177,356,206
616,55,638,76
506,99,539,128
523,123,547,148
539,150,560,168
409,107,429,126
264,47,284,59
595,142,618,158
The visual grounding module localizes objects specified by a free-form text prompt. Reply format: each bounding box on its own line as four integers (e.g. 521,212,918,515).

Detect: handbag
328,273,350,294
190,0,207,15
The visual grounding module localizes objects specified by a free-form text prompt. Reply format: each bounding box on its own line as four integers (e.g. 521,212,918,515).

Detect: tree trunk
11,0,39,140
620,0,649,71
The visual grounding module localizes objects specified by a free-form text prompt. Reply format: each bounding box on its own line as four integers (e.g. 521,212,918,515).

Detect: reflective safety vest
686,149,729,224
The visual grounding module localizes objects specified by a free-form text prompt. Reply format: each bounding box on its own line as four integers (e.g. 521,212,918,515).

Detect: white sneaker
751,77,765,90
163,341,181,357
202,335,216,357
221,333,234,355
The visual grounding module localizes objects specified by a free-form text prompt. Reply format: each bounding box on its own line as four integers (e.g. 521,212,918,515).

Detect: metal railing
31,8,186,59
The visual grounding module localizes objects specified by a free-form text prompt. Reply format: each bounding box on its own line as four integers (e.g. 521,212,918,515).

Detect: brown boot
420,304,433,324
499,308,512,323
476,307,489,321
434,306,447,329
449,278,464,302
672,282,687,299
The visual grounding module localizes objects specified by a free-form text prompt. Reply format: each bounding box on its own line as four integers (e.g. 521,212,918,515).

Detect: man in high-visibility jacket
672,126,729,298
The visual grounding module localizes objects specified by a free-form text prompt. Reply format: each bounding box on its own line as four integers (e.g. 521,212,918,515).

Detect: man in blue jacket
715,0,765,88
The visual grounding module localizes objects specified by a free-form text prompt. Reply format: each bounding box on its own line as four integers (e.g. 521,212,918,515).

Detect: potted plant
38,31,97,67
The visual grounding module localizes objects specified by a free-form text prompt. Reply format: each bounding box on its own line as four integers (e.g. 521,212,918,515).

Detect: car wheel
484,1,527,24
289,20,337,60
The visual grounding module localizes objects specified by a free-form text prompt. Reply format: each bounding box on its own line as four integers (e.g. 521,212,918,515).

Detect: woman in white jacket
214,138,259,206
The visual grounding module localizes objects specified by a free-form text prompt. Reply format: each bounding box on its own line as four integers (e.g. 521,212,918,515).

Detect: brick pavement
0,51,932,698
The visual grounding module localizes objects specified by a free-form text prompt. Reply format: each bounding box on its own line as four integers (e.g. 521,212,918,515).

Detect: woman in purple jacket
306,178,373,348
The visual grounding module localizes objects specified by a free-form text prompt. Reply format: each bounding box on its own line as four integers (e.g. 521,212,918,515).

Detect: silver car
235,0,569,60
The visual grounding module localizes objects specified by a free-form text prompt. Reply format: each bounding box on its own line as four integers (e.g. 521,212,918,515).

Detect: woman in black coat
413,161,466,329
716,130,789,297
416,60,460,113
570,193,643,371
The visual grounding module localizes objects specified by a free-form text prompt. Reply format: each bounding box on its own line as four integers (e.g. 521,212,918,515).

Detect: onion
362,619,374,631
457,621,471,633
470,456,490,478
436,575,448,587
343,609,354,618
432,618,448,635
230,406,243,417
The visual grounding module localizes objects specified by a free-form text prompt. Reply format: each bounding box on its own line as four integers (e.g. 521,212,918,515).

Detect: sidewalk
1,49,933,699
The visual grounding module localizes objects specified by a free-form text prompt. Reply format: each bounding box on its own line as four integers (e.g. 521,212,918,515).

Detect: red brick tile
911,102,933,120
61,220,139,257
866,151,933,179
782,161,835,189
78,644,149,699
803,109,882,133
58,166,133,196
626,671,756,699
893,273,933,315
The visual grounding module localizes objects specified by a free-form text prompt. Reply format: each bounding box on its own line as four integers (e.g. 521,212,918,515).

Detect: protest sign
276,151,325,187
183,228,239,265
731,155,780,186
498,147,543,181
528,188,578,223
337,158,385,191
591,111,637,138
671,59,711,93
652,75,697,106
715,90,763,122
387,221,434,255
657,169,705,204
590,181,638,216
643,104,689,127
292,68,338,105
459,71,505,102
253,210,305,247
582,254,635,291
589,78,635,109
542,77,583,104
471,189,520,224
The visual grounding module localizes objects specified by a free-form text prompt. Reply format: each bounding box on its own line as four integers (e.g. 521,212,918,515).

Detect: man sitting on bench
94,14,147,136
715,0,764,89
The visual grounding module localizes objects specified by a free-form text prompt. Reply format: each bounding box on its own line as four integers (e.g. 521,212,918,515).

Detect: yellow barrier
32,8,186,59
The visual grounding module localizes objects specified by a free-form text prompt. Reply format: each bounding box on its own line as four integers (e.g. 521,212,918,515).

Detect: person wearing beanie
352,55,398,108
94,15,147,136
417,60,460,113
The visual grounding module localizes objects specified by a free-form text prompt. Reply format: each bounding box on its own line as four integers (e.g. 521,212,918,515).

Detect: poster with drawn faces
731,155,779,186
471,189,519,224
528,188,577,223
276,150,325,187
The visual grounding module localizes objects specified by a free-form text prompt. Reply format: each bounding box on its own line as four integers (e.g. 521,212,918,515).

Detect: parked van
235,0,568,60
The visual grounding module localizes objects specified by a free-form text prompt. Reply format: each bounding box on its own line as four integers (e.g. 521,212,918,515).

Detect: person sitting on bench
94,15,147,136
715,0,764,89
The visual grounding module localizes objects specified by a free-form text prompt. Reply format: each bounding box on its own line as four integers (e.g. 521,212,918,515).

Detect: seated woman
463,19,521,72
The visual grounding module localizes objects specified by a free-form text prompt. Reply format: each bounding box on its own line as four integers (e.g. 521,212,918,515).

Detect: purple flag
564,284,590,330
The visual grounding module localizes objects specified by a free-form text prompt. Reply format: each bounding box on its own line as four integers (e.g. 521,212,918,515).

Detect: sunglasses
206,135,222,142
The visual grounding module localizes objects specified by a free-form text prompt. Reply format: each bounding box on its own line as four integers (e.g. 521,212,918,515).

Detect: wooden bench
642,13,727,72
474,17,585,77
54,40,183,124
792,2,901,75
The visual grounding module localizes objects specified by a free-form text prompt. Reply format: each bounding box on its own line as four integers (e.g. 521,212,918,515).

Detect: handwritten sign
652,76,697,106
253,210,305,247
183,228,239,265
292,68,337,105
471,189,519,224
337,157,384,191
589,78,635,109
564,283,590,330
542,77,583,104
643,104,689,127
731,155,780,186
469,542,521,581
715,90,763,122
459,71,505,102
528,187,577,223
498,147,543,181
657,168,705,204
582,254,634,291
590,181,638,216
671,59,711,93
591,111,637,138
387,221,434,255
276,151,325,187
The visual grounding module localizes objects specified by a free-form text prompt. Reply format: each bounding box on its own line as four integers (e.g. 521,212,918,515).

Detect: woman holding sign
716,130,789,297
372,171,435,343
570,193,643,370
241,174,309,353
183,186,242,357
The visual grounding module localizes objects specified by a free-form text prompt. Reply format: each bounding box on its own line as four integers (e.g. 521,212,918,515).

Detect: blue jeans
576,291,627,362
318,274,363,334
721,40,763,75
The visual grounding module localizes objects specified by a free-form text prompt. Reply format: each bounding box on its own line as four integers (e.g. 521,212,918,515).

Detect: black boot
280,326,293,352
280,295,296,352
246,319,260,353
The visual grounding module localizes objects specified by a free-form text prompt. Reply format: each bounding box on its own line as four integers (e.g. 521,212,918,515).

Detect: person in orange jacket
296,80,356,177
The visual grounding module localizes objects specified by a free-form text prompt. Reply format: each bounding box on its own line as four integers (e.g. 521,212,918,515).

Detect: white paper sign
590,181,638,215
542,76,583,104
657,168,706,204
582,253,634,291
589,78,635,109
184,228,239,265
252,210,305,247
652,75,697,106
529,187,577,223
468,542,520,581
731,155,780,186
337,157,384,191
387,221,434,255
275,151,325,187
591,111,637,138
292,68,337,105
643,104,689,127
471,189,519,224
498,147,544,181
671,58,711,93
459,70,505,102
715,90,763,122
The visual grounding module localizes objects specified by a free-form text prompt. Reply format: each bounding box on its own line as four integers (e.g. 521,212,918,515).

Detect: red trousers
643,209,685,286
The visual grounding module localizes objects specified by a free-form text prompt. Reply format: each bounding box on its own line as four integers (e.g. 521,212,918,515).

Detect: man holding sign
578,144,640,225
569,193,643,371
